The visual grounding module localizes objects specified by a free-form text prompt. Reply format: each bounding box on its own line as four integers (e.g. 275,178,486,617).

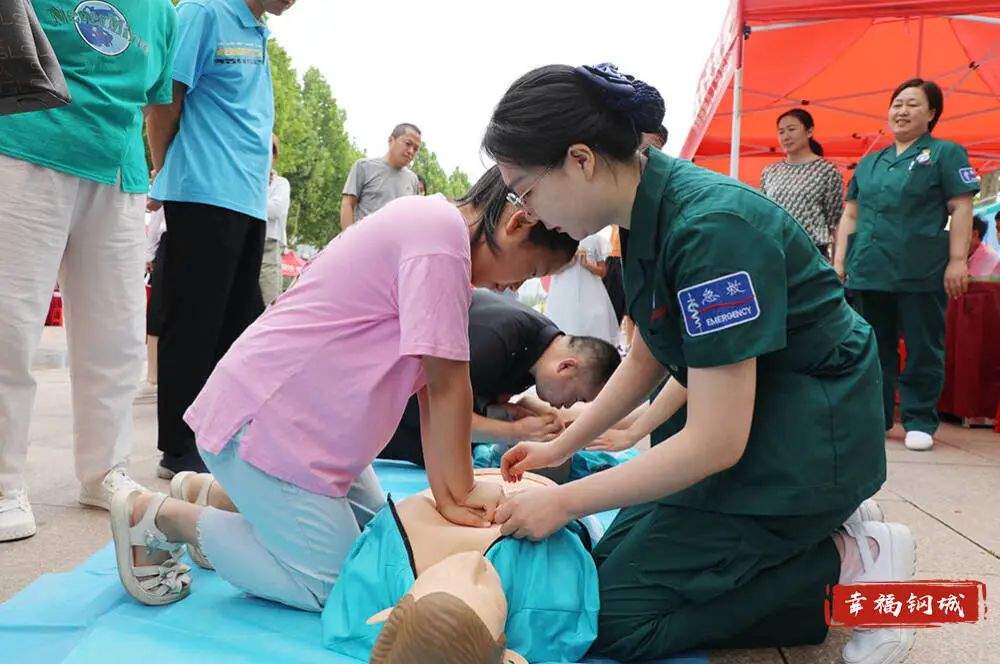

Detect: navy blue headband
574,63,665,134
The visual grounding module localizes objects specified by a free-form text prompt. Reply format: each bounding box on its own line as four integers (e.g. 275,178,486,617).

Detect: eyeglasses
505,166,553,216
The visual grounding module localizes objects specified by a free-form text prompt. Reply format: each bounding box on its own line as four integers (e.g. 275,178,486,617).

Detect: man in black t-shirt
380,289,620,466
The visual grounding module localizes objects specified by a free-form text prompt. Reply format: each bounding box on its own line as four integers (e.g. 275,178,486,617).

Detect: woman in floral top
760,109,844,260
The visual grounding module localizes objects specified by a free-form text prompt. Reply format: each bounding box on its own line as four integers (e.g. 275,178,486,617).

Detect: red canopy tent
681,1,1000,185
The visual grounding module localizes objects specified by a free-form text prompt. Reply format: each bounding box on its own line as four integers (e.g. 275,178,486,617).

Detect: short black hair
973,215,988,241
456,166,578,260
652,124,669,145
391,123,421,139
995,210,1000,224
567,335,621,388
484,65,644,168
890,78,944,132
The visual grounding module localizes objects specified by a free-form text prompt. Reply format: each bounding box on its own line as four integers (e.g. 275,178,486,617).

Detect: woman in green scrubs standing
834,79,979,452
488,64,915,664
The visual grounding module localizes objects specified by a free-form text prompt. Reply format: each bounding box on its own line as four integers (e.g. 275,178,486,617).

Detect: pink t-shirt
968,243,1000,278
184,195,472,497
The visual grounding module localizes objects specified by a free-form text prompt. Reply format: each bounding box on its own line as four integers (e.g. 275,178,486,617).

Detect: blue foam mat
0,461,706,664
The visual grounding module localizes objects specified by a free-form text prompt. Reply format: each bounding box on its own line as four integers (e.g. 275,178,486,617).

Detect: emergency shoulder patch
677,271,760,337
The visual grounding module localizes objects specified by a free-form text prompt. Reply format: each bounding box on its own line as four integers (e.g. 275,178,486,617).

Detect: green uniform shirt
625,150,886,516
846,133,980,292
0,1,177,193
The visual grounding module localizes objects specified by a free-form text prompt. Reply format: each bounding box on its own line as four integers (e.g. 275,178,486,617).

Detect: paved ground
2,327,998,663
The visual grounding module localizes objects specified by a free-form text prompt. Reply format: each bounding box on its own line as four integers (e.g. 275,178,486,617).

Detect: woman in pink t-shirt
109,167,579,609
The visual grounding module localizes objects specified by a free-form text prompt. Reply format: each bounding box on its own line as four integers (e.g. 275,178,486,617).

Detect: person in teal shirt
0,0,177,544
145,0,299,479
484,64,914,664
834,78,979,452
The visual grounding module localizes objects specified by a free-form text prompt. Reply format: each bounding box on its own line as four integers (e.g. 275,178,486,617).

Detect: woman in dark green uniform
488,65,915,664
833,78,979,452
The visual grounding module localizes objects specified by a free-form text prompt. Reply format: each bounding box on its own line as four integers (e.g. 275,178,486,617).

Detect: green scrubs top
846,133,980,292
624,150,886,516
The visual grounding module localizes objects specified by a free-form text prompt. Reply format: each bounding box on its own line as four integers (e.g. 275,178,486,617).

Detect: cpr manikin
321,469,600,663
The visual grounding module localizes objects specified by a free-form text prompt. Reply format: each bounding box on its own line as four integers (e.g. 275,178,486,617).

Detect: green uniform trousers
853,290,947,434
590,502,852,661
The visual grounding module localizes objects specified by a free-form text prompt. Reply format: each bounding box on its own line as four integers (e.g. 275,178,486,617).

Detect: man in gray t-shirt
341,123,422,226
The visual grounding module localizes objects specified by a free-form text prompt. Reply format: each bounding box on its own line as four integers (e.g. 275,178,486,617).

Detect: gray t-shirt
342,157,420,221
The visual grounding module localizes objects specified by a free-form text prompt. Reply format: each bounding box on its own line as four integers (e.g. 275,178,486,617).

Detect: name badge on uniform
677,271,760,337
959,167,978,184
910,149,932,170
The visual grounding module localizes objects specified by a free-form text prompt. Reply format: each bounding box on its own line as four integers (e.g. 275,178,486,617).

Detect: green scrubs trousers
591,502,851,661
853,290,947,434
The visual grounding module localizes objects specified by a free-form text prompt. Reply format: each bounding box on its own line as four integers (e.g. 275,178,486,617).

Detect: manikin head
368,471,554,664
386,124,422,169
533,335,621,408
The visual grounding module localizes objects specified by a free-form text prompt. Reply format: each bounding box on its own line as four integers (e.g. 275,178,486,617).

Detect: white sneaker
843,627,916,664
0,490,37,541
78,466,146,511
904,431,933,451
841,521,917,664
134,381,157,405
844,498,885,528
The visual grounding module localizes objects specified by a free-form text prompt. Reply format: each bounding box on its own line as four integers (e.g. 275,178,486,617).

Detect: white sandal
110,489,191,606
169,472,215,569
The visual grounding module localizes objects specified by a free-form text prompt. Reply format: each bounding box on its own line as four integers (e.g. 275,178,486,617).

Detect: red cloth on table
939,282,1000,421
45,292,62,326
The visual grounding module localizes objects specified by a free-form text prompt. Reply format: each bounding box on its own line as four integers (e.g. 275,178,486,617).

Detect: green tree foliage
445,167,472,200
411,144,473,200
269,42,363,246
150,34,470,246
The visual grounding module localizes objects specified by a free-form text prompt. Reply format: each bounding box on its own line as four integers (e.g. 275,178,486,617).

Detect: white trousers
0,154,145,493
259,237,282,306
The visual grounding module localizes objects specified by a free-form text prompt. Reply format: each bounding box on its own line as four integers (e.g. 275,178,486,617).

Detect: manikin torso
394,469,555,575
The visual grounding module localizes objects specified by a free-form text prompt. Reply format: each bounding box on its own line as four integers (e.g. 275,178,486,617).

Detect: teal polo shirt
0,0,177,193
151,0,274,220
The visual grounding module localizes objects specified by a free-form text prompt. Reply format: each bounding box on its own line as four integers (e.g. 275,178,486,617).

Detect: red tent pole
729,0,746,178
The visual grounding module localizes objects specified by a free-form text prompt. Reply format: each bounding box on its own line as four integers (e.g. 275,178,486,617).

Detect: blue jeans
197,429,385,611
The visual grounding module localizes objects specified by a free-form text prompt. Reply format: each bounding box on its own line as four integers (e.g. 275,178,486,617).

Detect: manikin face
408,552,506,641
777,115,812,155
387,130,421,168
888,87,934,142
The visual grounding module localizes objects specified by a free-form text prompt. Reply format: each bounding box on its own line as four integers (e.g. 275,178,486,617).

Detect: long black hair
483,64,665,168
456,166,578,259
776,108,823,157
890,78,944,132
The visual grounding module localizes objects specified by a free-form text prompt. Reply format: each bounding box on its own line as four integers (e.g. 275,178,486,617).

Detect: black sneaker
156,451,209,479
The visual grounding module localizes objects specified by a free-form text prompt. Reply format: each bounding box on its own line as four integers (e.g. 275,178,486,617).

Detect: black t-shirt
380,289,562,465
468,288,563,410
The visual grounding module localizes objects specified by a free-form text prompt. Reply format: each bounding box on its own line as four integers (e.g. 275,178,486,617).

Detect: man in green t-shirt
0,1,178,543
